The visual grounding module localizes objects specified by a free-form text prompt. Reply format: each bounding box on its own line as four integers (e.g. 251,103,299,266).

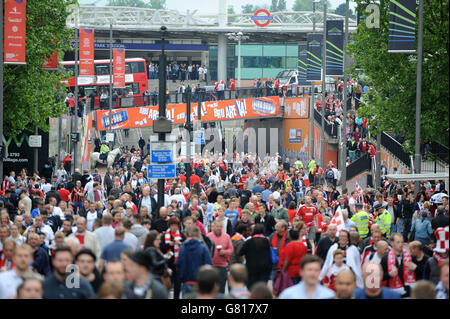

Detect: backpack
326,169,334,180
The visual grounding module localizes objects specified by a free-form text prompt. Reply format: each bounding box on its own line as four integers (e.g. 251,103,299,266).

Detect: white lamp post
226,32,249,89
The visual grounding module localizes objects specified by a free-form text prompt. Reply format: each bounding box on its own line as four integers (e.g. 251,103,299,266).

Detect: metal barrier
313,108,339,139
380,132,411,168
346,153,371,181
429,142,449,164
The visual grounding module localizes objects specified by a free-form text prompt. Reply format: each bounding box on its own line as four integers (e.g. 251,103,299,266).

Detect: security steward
374,202,392,240
350,202,370,239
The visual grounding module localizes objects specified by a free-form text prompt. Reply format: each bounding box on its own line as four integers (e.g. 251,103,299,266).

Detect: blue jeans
391,223,397,234
397,219,405,235
349,151,356,163
181,283,195,297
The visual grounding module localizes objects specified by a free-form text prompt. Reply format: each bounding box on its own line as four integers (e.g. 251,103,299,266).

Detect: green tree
3,0,77,137
107,0,166,8
334,2,356,18
241,3,270,14
348,0,449,150
228,5,237,23
270,0,287,12
292,0,331,11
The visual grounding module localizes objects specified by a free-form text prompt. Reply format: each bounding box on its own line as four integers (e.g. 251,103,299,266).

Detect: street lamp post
226,32,249,89
310,0,319,161
320,0,327,168
340,0,349,186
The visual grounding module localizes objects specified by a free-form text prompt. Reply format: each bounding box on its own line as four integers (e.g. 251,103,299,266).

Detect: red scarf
271,231,287,250
0,254,15,271
165,229,182,263
387,249,416,291
433,252,448,267
252,234,265,239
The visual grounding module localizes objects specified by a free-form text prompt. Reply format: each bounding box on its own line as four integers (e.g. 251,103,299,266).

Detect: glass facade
209,43,299,82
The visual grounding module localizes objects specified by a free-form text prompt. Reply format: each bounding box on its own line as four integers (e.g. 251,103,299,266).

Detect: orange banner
96,104,187,131
79,29,94,77
95,96,281,131
42,50,58,70
200,96,280,122
284,97,309,119
4,0,26,64
82,113,93,164
113,48,125,88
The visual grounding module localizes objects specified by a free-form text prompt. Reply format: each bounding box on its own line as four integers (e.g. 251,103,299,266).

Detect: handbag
270,247,279,265
273,269,293,297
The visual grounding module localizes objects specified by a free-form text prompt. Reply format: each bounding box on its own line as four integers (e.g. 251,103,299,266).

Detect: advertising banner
79,29,95,76
388,0,416,53
284,97,309,119
113,48,126,88
42,50,58,70
201,96,280,122
298,44,308,85
96,97,281,130
306,33,322,82
81,113,93,165
326,20,344,76
4,0,26,64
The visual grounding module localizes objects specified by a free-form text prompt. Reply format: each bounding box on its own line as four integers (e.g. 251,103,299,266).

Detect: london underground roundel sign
251,9,273,27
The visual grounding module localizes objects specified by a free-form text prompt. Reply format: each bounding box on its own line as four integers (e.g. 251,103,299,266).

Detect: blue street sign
194,131,205,145
147,164,176,179
151,150,173,163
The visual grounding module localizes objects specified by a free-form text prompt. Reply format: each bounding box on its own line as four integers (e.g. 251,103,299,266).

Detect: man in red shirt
190,173,201,187
57,184,71,203
238,171,248,191
297,195,318,241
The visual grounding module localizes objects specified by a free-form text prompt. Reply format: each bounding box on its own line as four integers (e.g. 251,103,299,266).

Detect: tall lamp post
226,32,249,89
310,0,320,161
320,0,327,168
340,0,349,186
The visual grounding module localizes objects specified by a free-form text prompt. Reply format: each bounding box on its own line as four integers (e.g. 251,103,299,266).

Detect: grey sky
79,0,356,14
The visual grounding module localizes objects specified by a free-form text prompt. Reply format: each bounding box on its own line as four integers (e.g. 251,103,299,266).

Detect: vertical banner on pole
306,34,322,82
79,29,94,76
42,50,58,70
113,48,125,88
81,113,93,166
4,0,26,64
326,20,344,76
388,0,416,53
298,44,308,85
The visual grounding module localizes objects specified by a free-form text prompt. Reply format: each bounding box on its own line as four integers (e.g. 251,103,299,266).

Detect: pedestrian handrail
429,141,449,164
380,132,411,168
346,153,371,181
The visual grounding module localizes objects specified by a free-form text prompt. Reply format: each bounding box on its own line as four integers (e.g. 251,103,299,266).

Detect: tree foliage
334,3,356,18
106,0,166,9
348,0,449,151
292,0,331,12
270,0,287,12
241,4,270,14
3,0,77,137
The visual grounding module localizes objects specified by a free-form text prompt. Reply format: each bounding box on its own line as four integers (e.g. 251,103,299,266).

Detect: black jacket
238,237,272,275
137,195,157,216
399,200,414,219
431,214,449,230
255,213,276,237
103,174,114,195
315,236,338,262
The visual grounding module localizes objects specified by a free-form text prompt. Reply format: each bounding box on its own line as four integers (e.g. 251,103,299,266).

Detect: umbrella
430,193,449,204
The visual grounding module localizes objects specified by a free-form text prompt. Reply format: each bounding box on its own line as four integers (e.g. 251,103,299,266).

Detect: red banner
79,29,94,77
4,0,27,64
42,50,58,70
81,113,93,165
113,48,125,88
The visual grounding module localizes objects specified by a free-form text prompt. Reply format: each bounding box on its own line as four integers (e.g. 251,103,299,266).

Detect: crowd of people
148,62,208,83
0,145,448,300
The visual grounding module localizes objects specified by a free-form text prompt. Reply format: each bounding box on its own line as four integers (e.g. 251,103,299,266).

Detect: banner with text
79,29,95,76
81,113,93,165
4,0,27,64
284,97,309,119
200,96,280,122
298,44,308,85
95,96,281,130
326,20,344,76
42,50,58,70
306,33,322,81
113,48,126,88
388,0,416,53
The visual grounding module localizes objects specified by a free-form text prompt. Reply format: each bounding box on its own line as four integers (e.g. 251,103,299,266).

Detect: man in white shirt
0,244,34,299
85,203,100,232
170,188,186,210
93,213,115,251
26,215,54,247
154,193,171,208
364,240,389,266
40,179,52,195
48,197,64,220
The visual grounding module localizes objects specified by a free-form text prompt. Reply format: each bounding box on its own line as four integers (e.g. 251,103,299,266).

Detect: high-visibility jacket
351,210,370,238
308,160,316,174
100,144,110,154
294,160,303,170
375,210,392,238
